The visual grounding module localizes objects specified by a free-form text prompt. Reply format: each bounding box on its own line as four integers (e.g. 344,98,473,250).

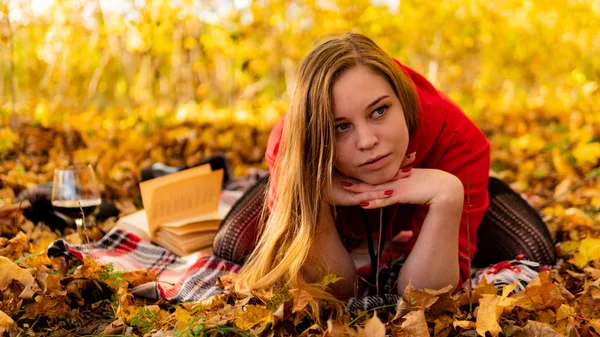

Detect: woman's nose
356,126,379,150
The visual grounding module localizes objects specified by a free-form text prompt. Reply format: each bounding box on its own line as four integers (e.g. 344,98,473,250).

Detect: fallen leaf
215,273,236,290
273,296,293,326
556,304,575,321
522,320,562,337
392,309,429,337
292,288,312,313
432,315,453,336
537,309,556,325
0,309,15,328
583,267,600,281
0,232,29,260
395,282,452,319
512,271,565,311
589,319,600,334
100,318,125,335
21,293,71,320
475,294,502,337
327,319,361,337
0,256,39,299
552,148,575,178
573,142,600,165
173,306,191,324
361,312,385,337
497,281,519,313
453,320,475,329
234,305,271,331
456,276,498,307
570,237,600,269
322,273,344,287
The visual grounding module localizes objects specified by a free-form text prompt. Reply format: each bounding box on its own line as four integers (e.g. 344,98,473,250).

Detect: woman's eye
372,105,388,118
335,123,350,133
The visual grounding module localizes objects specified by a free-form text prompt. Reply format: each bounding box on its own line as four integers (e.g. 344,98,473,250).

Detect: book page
139,164,212,208
160,199,231,228
115,209,151,241
140,165,223,237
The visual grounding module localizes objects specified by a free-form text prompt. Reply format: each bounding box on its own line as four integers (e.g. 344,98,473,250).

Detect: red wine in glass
51,199,101,219
51,165,101,236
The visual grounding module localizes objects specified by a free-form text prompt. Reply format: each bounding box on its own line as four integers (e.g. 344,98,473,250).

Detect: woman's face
331,65,409,185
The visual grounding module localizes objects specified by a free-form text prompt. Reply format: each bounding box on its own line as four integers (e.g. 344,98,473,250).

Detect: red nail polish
402,166,412,173
341,182,352,187
384,190,393,195
360,202,369,207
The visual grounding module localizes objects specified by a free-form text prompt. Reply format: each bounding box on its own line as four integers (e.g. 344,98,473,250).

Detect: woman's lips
361,154,390,171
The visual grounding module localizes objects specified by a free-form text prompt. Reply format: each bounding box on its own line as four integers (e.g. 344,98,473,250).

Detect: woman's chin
358,169,398,185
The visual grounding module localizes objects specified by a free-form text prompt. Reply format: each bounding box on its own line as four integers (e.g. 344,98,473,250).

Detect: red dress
264,60,490,288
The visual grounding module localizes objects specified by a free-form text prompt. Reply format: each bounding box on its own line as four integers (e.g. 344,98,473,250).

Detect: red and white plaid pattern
47,228,240,302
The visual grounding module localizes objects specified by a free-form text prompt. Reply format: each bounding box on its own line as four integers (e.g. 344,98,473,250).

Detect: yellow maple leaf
456,276,498,307
573,142,600,165
513,271,565,311
569,236,600,269
234,305,271,331
556,304,575,321
475,294,502,337
174,306,191,324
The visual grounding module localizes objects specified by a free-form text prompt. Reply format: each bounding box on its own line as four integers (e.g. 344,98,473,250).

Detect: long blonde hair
234,32,420,316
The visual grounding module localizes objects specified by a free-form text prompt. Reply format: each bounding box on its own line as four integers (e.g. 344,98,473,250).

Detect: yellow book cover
117,164,229,255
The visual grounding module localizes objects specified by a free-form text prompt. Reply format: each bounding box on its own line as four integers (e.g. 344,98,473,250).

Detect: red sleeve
265,116,286,210
406,95,490,290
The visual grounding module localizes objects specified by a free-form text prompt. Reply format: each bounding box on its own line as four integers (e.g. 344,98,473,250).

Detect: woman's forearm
397,178,464,293
305,205,357,299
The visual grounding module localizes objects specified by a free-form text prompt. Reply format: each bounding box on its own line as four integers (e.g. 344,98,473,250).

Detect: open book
116,164,232,256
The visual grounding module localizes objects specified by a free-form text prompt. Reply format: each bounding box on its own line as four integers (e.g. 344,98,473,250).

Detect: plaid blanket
47,228,240,302
48,227,542,312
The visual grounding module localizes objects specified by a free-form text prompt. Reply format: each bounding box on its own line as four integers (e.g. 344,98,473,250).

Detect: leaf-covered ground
1,112,600,336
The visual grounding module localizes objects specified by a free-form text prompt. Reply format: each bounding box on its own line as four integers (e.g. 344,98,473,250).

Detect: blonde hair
234,32,420,318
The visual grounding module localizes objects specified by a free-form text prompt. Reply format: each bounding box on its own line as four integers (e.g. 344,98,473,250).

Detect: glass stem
75,218,84,232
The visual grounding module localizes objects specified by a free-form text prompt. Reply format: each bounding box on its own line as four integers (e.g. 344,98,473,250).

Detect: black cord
361,207,389,294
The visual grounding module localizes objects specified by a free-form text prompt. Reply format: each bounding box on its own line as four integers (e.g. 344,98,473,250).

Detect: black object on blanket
16,182,119,232
140,153,231,187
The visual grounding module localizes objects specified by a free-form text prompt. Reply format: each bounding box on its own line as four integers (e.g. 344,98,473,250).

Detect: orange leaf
522,320,562,337
392,309,429,337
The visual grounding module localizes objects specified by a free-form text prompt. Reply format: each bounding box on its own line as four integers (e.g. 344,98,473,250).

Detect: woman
214,33,555,310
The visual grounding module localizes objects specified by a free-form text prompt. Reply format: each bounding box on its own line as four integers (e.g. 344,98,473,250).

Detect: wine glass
51,165,101,236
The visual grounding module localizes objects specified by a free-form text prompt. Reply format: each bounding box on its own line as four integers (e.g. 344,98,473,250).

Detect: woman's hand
340,167,464,209
326,152,416,207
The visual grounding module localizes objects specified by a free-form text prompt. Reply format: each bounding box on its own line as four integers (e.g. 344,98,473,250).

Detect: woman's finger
359,195,397,209
350,190,393,206
390,165,412,180
340,181,378,193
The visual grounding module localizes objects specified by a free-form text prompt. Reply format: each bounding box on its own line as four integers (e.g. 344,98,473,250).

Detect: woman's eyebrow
364,95,389,111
